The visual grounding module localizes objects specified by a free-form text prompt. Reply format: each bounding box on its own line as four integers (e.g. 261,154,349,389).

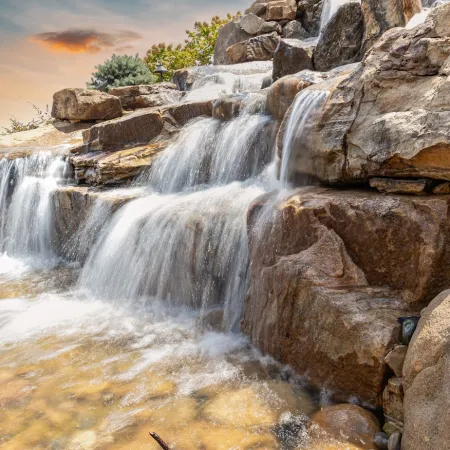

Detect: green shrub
1,105,50,135
88,54,156,91
145,13,241,82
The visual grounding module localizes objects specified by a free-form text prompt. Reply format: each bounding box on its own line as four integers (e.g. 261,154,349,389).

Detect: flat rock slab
167,100,213,126
82,109,164,151
52,88,122,121
70,141,167,185
369,178,433,195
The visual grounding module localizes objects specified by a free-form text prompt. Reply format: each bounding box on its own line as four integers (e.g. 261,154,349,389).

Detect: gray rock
273,38,315,81
260,21,283,34
388,431,402,450
282,20,310,39
296,0,323,35
313,2,364,72
245,0,268,17
240,13,265,35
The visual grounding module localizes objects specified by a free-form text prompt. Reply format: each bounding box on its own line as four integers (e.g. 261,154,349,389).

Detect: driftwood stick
149,432,171,450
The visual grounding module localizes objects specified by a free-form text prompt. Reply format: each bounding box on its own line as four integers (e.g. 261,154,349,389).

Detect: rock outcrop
272,38,315,80
243,187,450,405
313,2,365,71
402,289,450,450
52,88,122,121
109,84,183,110
278,3,450,184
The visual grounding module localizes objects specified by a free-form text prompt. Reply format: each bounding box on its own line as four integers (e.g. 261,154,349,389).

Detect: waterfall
320,0,361,30
79,101,276,331
280,89,329,187
0,152,66,268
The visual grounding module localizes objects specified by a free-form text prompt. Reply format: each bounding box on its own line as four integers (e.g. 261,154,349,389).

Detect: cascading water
0,151,66,270
280,89,329,187
80,99,277,331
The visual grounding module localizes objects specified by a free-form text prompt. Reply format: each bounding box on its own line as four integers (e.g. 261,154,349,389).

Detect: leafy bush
1,105,50,135
88,54,156,91
145,13,241,82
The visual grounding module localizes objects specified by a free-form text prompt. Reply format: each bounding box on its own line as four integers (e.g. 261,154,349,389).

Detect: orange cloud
29,29,142,54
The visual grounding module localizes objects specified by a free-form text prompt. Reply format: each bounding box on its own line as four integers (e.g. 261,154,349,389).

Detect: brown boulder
109,83,183,110
243,187,450,405
384,345,408,377
226,32,280,64
272,38,315,81
313,2,365,72
51,88,122,121
82,109,164,151
402,289,450,449
310,404,380,449
266,0,297,21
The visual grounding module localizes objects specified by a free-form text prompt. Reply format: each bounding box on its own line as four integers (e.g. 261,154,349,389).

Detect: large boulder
51,88,122,121
243,187,450,405
278,4,450,184
226,32,280,64
82,109,164,151
267,62,360,120
109,83,183,110
282,20,310,39
296,0,323,36
273,38,315,80
313,2,365,72
402,290,450,449
266,0,297,21
167,100,213,126
246,0,269,17
361,0,422,50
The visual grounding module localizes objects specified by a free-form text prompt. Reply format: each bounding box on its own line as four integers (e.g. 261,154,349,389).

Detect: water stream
0,72,355,447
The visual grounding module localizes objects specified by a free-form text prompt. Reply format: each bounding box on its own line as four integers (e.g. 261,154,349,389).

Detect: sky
0,0,247,128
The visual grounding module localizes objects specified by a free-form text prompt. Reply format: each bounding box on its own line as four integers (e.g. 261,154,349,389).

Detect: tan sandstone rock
52,88,122,121
369,178,433,195
266,0,297,21
226,32,280,64
402,289,450,449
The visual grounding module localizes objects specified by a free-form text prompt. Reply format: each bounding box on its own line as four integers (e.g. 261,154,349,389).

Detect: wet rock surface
273,38,315,80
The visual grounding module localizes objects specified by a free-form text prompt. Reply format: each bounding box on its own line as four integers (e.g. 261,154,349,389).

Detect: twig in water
149,432,171,450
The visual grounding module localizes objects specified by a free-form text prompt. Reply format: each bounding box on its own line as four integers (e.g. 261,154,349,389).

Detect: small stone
384,345,408,377
369,178,432,196
310,404,380,450
260,21,282,34
239,13,265,35
433,182,450,194
103,392,114,406
383,421,401,435
374,431,389,449
383,377,404,422
388,431,402,450
282,20,309,39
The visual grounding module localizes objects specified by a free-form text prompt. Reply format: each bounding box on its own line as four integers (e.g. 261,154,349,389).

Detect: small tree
145,13,240,82
88,54,156,91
